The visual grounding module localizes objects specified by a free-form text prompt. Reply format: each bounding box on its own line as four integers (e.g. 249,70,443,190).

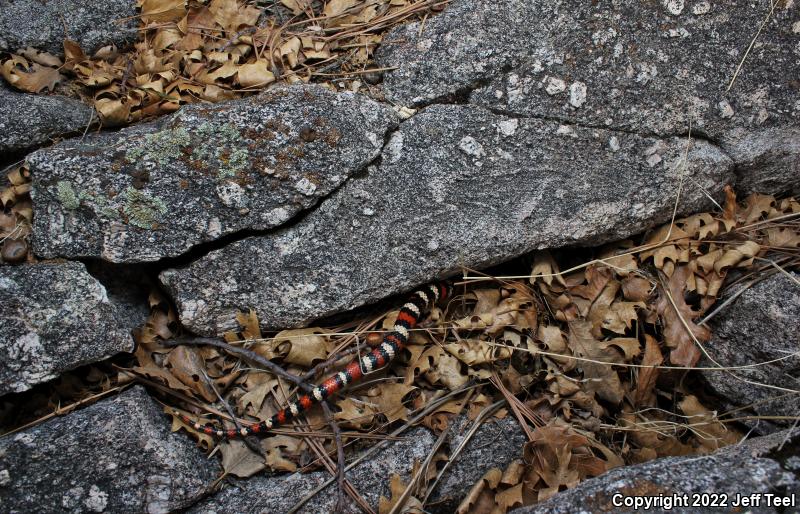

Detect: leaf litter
0,0,446,126
1,147,799,509
107,188,797,511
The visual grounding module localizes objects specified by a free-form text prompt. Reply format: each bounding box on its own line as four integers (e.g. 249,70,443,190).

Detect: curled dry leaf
271,327,330,367
366,382,416,423
165,345,217,402
379,473,424,514
679,395,741,452
1,55,62,92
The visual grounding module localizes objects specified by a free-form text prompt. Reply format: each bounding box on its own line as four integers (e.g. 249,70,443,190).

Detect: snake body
174,281,451,438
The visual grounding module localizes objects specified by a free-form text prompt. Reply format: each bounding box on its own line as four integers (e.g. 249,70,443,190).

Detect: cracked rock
0,82,95,154
0,0,138,56
379,0,799,195
190,417,525,513
190,426,436,514
161,103,734,334
513,428,800,514
375,0,542,106
699,272,800,433
429,417,527,510
29,85,396,262
0,261,139,395
0,386,218,513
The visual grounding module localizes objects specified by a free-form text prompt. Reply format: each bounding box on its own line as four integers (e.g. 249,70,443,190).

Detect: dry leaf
165,346,216,401
655,266,709,367
220,439,265,477
1,55,62,92
140,0,187,23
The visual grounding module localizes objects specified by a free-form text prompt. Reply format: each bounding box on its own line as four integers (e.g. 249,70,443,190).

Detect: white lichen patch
416,38,433,51
215,181,249,208
644,140,668,167
84,485,109,513
206,217,222,238
544,76,567,95
385,131,405,163
265,207,290,225
569,81,587,108
663,0,685,15
294,177,318,196
556,125,577,137
497,118,519,137
366,131,382,148
458,136,486,158
592,27,618,45
692,1,711,15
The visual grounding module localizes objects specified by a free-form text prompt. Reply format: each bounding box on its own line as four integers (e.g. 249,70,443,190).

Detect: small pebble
2,239,28,263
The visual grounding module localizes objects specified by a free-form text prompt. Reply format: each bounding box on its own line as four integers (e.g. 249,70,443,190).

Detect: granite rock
161,103,734,334
189,426,437,514
0,0,138,56
29,85,396,262
0,261,139,395
0,83,94,154
512,428,800,514
700,272,800,432
378,0,800,195
190,416,526,513
0,386,218,513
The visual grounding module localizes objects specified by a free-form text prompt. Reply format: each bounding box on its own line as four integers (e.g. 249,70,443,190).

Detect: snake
173,281,451,438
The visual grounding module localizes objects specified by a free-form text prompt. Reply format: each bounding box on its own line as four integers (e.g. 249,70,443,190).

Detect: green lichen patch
125,127,191,166
122,187,168,229
193,122,251,178
125,122,250,180
56,181,81,210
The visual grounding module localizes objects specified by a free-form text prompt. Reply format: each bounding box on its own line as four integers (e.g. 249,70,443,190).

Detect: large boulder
700,271,800,432
161,103,734,334
29,85,396,262
0,83,95,155
512,428,800,514
0,0,137,56
0,261,141,395
0,386,218,513
378,0,800,195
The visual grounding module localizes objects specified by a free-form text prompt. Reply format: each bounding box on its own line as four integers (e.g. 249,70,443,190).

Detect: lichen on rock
29,85,396,262
125,127,191,166
121,187,168,229
55,180,81,210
